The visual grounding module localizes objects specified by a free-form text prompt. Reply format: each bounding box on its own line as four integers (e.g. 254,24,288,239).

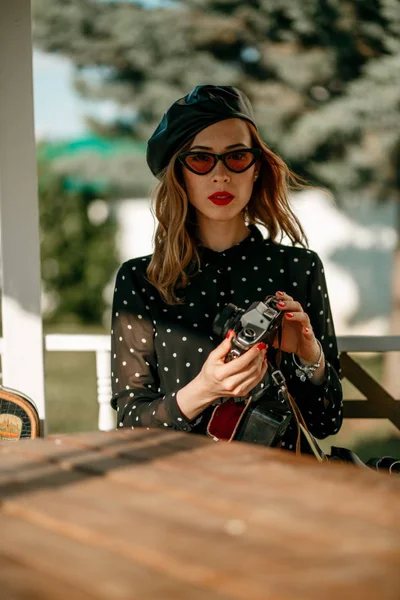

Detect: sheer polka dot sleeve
280,252,343,441
110,262,195,432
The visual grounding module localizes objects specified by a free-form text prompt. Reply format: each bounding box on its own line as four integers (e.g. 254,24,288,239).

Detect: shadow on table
0,430,210,501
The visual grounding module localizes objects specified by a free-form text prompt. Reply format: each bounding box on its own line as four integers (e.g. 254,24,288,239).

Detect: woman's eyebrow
189,143,248,151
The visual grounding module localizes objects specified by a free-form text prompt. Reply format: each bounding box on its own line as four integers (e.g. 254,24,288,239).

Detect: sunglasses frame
178,147,262,175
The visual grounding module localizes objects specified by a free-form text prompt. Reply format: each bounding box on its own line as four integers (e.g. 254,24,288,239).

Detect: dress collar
198,224,266,268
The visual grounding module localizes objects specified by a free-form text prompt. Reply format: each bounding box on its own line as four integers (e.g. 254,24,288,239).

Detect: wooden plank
341,353,399,426
47,427,205,454
343,401,398,420
1,433,399,599
0,431,211,501
0,553,97,600
1,430,212,478
7,454,399,550
108,440,400,528
3,475,399,600
0,444,90,501
0,514,231,600
5,431,399,527
338,336,400,352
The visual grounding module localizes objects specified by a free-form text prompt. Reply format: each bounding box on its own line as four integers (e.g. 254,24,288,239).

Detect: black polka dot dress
111,225,343,452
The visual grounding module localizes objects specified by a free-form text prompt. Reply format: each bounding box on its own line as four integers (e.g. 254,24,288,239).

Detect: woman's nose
212,159,230,181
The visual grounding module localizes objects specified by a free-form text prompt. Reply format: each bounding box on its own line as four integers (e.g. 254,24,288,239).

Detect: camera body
211,296,292,448
213,295,284,360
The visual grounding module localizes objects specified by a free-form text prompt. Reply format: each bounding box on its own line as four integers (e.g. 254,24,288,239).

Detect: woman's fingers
211,330,236,361
276,297,303,313
224,356,267,396
202,332,268,402
276,291,293,302
276,291,305,314
302,325,315,338
222,342,267,378
284,311,311,328
276,290,309,324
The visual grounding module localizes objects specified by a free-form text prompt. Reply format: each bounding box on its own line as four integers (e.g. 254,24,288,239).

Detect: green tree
38,154,119,325
32,0,400,390
32,0,399,201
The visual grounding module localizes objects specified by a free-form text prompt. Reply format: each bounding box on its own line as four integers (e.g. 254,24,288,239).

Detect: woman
111,85,343,452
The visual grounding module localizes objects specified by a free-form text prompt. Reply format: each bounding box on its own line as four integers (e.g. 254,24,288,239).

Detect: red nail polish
257,343,267,350
303,327,309,333
277,291,284,296
286,312,293,318
277,301,286,307
225,329,234,339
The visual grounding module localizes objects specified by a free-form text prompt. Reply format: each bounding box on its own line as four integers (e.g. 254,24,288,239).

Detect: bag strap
275,322,283,369
272,319,326,461
271,370,327,461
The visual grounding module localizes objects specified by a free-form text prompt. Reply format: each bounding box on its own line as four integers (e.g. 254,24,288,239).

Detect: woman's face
180,118,259,227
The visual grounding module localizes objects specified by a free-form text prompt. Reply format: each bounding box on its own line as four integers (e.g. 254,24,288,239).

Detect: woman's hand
176,332,267,421
273,291,323,364
197,331,268,403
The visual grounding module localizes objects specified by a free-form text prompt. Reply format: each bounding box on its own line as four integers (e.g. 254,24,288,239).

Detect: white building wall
115,191,397,337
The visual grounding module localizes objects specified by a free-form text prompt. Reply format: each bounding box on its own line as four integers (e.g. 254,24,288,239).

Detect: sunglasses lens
182,150,257,174
225,151,255,171
184,153,215,173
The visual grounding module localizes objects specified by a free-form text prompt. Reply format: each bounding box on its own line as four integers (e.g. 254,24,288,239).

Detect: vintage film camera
213,295,284,360
211,296,293,447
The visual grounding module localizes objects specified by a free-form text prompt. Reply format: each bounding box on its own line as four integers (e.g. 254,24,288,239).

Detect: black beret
146,84,257,179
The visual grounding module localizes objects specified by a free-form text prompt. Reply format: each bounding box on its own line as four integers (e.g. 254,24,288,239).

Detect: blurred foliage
39,135,154,198
38,154,119,325
32,0,400,202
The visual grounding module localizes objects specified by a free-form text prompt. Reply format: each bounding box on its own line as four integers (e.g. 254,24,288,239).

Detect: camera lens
213,304,241,338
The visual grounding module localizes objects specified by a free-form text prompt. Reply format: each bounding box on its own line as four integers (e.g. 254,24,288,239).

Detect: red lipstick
208,192,234,206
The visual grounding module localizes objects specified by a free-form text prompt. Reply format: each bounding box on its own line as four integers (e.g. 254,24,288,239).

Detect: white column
0,1,46,430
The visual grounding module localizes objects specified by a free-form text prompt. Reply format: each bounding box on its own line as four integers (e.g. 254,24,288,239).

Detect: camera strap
273,322,327,461
275,322,283,369
271,369,327,461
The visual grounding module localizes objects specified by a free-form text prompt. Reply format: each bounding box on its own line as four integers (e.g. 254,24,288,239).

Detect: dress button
217,269,222,274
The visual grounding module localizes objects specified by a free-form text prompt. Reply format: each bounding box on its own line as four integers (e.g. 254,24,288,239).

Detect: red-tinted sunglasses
178,148,261,175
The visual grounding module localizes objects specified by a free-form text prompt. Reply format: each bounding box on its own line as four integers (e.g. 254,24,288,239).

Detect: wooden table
1,429,399,600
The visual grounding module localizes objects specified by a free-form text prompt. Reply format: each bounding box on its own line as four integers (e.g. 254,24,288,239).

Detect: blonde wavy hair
147,122,308,305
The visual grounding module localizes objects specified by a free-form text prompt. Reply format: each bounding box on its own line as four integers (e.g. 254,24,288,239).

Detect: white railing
44,334,114,432
0,334,114,431
0,334,399,432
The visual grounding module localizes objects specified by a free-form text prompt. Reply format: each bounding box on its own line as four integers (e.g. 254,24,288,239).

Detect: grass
45,349,100,434
44,322,109,434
